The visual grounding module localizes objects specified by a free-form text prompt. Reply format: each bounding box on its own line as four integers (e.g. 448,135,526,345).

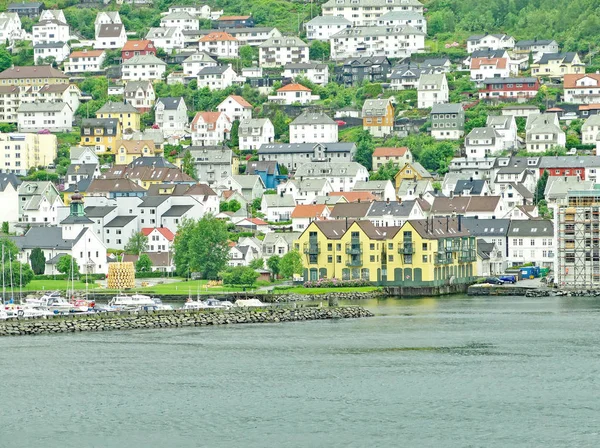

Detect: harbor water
2,295,600,447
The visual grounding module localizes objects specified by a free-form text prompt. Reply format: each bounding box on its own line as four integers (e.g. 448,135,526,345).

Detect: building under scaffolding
557,190,600,288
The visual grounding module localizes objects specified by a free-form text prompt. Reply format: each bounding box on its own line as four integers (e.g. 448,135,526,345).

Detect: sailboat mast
1,244,4,303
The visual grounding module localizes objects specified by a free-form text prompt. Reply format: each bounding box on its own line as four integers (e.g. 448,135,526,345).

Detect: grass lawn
133,280,250,295
273,286,380,295
17,279,102,292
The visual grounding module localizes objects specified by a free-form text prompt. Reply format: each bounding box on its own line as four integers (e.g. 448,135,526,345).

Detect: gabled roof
291,204,329,218
84,206,116,218
453,179,487,195
277,83,311,92
122,40,154,52
98,23,124,38
330,202,372,218
97,101,139,114
262,194,295,208
328,192,377,202
430,196,501,214
200,31,237,42
366,200,416,217
87,178,146,193
156,97,185,110
507,220,553,236
105,215,137,227
116,139,156,154
372,147,408,157
564,74,600,89
141,227,175,241
122,54,166,66
461,218,510,236
470,57,507,69
217,15,251,20
409,217,471,239
0,172,21,192
290,111,336,126
0,65,67,79
70,49,104,58
220,94,252,108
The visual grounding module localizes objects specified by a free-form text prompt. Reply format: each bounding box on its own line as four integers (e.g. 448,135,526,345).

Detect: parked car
499,275,517,284
483,277,504,285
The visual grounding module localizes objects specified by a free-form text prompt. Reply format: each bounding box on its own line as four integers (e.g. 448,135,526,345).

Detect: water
2,295,600,447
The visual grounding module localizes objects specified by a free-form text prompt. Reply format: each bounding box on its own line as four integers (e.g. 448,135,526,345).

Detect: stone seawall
0,307,374,337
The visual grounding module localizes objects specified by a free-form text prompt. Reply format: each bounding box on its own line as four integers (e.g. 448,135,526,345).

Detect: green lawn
273,286,380,295
17,279,102,292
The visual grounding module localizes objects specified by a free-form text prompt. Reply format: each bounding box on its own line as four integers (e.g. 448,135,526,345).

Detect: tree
279,250,303,279
181,150,197,180
0,237,18,262
535,169,549,205
173,215,230,279
0,261,34,288
266,255,280,280
221,199,241,213
249,258,264,269
1,222,8,234
56,255,79,279
136,254,153,273
370,161,399,181
230,120,240,147
124,231,149,255
354,130,375,171
221,266,259,287
30,248,46,275
309,40,330,61
0,47,12,72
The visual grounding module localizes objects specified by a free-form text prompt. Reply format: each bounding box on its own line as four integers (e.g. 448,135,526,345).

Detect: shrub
303,278,372,288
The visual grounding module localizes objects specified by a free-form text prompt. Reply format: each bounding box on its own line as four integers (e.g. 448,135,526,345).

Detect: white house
267,83,319,105
103,215,138,250
277,178,334,205
261,193,296,222
305,15,351,41
160,11,199,31
182,52,217,77
198,31,239,58
197,65,240,90
33,42,70,64
470,57,512,82
123,80,155,113
64,49,105,74
507,220,554,268
525,113,566,152
417,73,448,109
563,74,600,104
145,27,185,53
294,161,369,192
217,95,253,122
17,101,73,133
365,200,425,227
466,34,515,53
18,181,64,227
191,111,230,146
0,12,25,45
141,227,174,252
259,36,309,68
289,111,338,144
376,11,427,33
486,115,517,150
465,127,504,159
282,63,329,85
582,115,600,145
329,25,425,60
122,55,167,82
94,11,121,37
154,97,188,137
0,175,19,232
32,19,70,46
321,0,424,26
94,24,127,50
239,118,274,151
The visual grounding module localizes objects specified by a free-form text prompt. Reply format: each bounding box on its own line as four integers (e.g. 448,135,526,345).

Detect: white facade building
417,73,449,108
33,42,70,64
160,11,199,31
64,49,106,74
289,112,338,144
239,118,274,151
305,15,351,41
191,111,230,146
198,31,239,58
259,36,309,68
267,83,319,105
122,55,167,82
145,27,185,53
465,127,504,159
330,25,424,60
17,101,73,133
154,97,188,137
283,63,329,85
321,0,424,26
94,24,127,50
32,19,70,46
217,95,253,122
197,65,240,90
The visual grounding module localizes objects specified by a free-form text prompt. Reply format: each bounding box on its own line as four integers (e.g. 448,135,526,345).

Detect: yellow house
80,118,122,153
393,161,433,189
115,139,156,164
96,101,141,132
531,52,585,80
294,217,476,287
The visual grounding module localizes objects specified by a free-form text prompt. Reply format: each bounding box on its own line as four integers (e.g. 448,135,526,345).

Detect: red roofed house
291,204,331,231
235,217,270,233
199,31,239,58
328,191,377,203
64,49,106,74
267,83,320,105
141,227,175,252
121,40,156,61
191,111,231,146
470,57,511,82
372,147,412,170
217,95,253,122
564,74,600,104
215,15,254,29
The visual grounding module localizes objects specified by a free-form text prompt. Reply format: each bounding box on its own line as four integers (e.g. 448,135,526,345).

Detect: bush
303,278,372,288
134,272,168,278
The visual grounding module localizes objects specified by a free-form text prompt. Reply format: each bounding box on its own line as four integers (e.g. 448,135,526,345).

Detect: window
327,243,332,251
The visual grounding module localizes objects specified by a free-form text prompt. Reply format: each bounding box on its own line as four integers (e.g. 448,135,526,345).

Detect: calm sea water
2,295,600,448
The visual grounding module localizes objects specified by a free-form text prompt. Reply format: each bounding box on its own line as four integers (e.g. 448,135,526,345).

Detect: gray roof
162,205,193,217
97,101,139,114
295,161,367,178
123,54,167,66
323,0,423,8
263,194,295,208
482,77,537,85
262,231,301,246
366,200,416,217
146,26,179,39
362,98,392,116
34,41,68,49
259,36,308,48
515,39,556,48
454,179,487,195
156,97,185,110
290,111,336,126
507,220,553,237
187,146,233,163
460,218,510,237
431,103,463,114
98,24,124,38
545,176,595,199
17,101,68,113
258,142,355,155
537,52,580,65
124,80,151,93
291,178,329,192
128,157,175,168
138,195,169,207
343,56,390,66
486,115,513,129
0,172,21,192
60,213,94,225
9,227,86,251
246,161,278,175
84,206,116,218
230,174,264,190
105,215,137,227
284,62,328,70
477,240,495,259
239,118,271,137
306,15,352,25
539,156,600,169
397,179,431,196
418,73,445,89
354,180,393,192
197,65,230,75
161,11,196,20
66,163,96,176
466,127,502,141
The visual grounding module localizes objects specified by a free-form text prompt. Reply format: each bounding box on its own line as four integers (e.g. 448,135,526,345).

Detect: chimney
386,198,390,205
426,218,429,233
345,216,348,230
358,198,361,203
446,216,449,232
458,214,462,232
280,190,283,197
469,176,473,182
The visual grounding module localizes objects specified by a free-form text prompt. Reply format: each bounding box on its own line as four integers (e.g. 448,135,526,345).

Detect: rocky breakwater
266,291,382,303
0,307,374,337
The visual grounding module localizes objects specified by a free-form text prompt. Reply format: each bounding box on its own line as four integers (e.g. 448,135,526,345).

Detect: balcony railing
346,257,362,267
397,241,414,254
303,242,320,255
459,250,476,263
435,252,452,265
345,242,362,255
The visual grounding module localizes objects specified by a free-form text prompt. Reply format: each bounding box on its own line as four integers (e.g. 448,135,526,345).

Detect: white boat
26,292,73,313
183,299,208,310
2,304,54,319
152,298,173,311
25,291,64,307
235,299,266,307
109,294,156,309
0,309,8,320
204,299,233,310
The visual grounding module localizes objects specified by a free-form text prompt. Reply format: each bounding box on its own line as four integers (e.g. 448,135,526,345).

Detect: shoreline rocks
0,306,374,337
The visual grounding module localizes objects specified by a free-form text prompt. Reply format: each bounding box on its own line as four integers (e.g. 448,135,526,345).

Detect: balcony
459,250,476,263
397,241,414,254
346,257,362,267
303,242,320,255
345,242,362,255
435,252,452,265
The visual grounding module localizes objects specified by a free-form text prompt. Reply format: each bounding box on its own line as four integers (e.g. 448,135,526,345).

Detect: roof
84,206,116,218
260,35,308,48
539,156,600,169
70,49,104,58
564,73,600,89
466,126,502,141
471,57,507,69
156,97,184,111
482,77,537,85
366,200,416,217
0,172,21,192
116,139,156,154
141,227,175,241
81,118,119,129
291,204,329,218
306,15,352,25
128,156,174,168
18,101,69,113
362,98,392,116
262,194,295,208
220,95,252,108
460,218,510,236
105,215,137,228
34,41,68,49
373,147,408,158
430,103,463,114
66,163,96,177
0,65,67,79
258,142,355,155
310,221,349,239
277,83,311,92
122,40,153,51
239,119,271,136
295,161,367,178
87,178,146,193
418,73,445,89
97,101,139,114
161,11,196,20
330,202,372,218
536,52,580,65
290,111,336,126
507,220,553,236
409,217,471,239
192,111,226,126
515,39,556,47
453,179,487,195
98,24,124,38
217,15,251,20
9,227,87,251
328,192,377,202
123,54,167,66
430,196,501,214
197,65,230,75
124,80,152,93
331,24,423,39
200,31,237,42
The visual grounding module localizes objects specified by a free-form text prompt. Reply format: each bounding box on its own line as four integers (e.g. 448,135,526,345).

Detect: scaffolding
557,191,600,288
